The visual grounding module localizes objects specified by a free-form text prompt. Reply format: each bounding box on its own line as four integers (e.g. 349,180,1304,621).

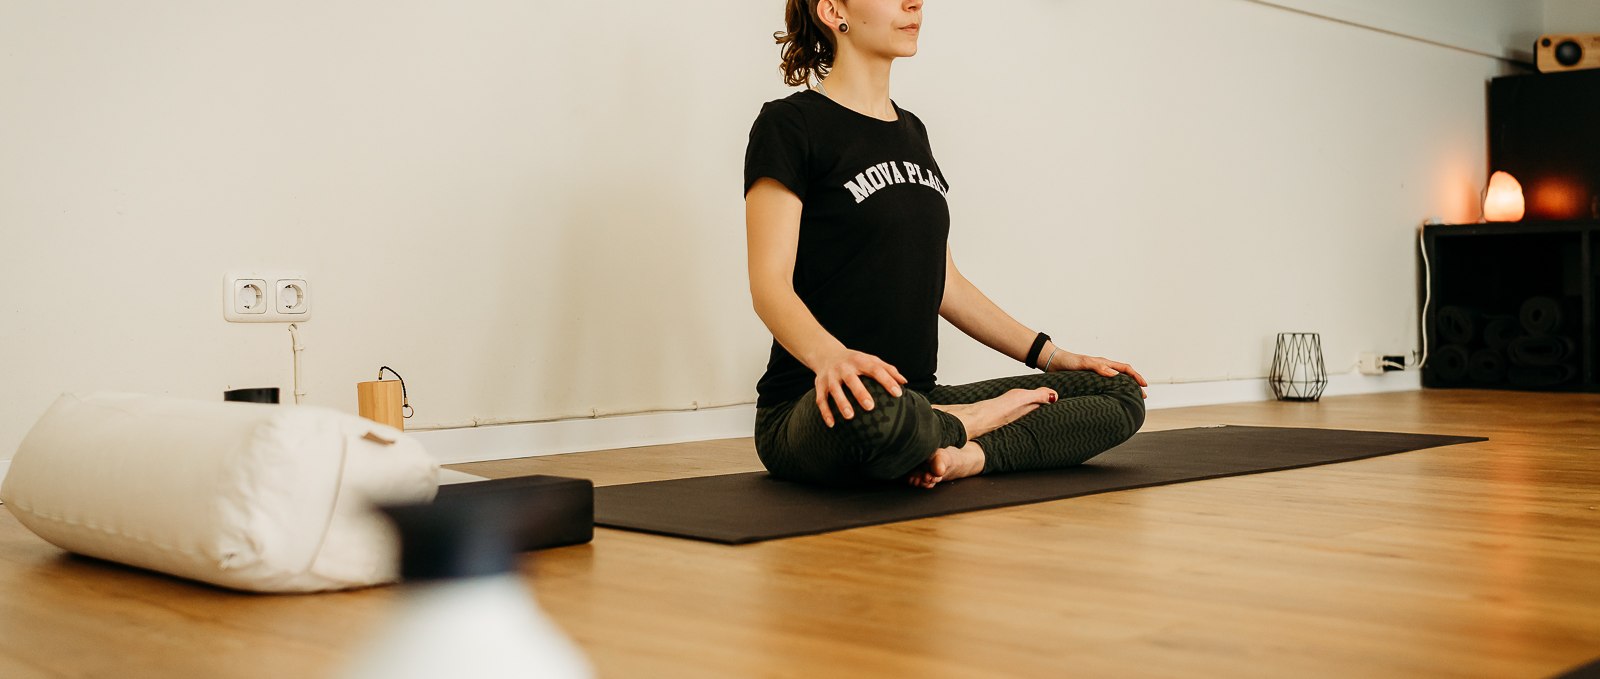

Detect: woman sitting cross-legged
744,0,1149,489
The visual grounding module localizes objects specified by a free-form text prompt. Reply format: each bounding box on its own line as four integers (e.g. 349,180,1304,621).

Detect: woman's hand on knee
1054,352,1150,398
813,350,908,427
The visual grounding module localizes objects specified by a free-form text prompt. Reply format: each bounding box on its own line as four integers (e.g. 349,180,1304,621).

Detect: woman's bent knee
835,383,939,480
1107,373,1146,433
833,381,911,444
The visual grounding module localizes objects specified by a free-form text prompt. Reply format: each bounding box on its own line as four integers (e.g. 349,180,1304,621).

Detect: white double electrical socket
224,271,312,322
1357,353,1385,375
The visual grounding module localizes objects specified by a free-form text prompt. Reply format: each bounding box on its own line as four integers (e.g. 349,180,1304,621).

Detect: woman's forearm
942,269,1145,385
939,259,1074,369
940,274,1041,364
752,285,848,372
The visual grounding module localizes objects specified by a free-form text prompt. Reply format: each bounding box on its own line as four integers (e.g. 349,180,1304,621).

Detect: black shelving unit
1489,69,1600,222
1420,221,1598,391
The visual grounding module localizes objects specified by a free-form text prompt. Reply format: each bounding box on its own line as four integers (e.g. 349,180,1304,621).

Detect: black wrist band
1024,332,1051,370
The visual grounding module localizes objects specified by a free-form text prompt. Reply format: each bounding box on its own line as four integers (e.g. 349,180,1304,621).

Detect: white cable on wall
288,324,305,405
1416,225,1432,370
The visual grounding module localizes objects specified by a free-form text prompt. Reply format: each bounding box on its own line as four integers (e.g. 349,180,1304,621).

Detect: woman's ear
816,0,844,33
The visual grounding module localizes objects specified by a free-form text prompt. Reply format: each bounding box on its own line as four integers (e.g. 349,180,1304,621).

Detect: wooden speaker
1537,34,1600,73
357,380,405,430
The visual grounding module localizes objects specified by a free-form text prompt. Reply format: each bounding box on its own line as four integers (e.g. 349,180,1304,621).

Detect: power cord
288,324,306,405
377,366,414,419
1415,223,1432,370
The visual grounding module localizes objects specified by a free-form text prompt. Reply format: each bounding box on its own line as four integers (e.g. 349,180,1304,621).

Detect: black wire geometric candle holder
1269,332,1328,402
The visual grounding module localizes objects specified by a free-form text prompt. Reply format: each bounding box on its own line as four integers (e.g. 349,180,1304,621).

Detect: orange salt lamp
1482,171,1525,222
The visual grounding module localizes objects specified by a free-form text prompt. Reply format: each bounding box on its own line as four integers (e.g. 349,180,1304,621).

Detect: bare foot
906,441,986,489
931,387,1057,439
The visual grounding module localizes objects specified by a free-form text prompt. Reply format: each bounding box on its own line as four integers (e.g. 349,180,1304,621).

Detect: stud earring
839,22,849,33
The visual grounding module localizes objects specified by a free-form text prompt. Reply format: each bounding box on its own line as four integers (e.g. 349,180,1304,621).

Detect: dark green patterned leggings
754,371,1146,487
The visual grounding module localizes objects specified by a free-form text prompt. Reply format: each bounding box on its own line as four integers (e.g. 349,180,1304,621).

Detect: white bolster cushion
0,392,439,593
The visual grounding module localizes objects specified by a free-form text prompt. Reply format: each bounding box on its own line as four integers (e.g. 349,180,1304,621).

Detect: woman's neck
819,48,896,121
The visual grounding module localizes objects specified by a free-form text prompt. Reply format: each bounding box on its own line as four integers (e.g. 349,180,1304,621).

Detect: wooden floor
0,389,1597,678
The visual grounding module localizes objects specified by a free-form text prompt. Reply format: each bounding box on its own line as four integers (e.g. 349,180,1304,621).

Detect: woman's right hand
812,349,909,427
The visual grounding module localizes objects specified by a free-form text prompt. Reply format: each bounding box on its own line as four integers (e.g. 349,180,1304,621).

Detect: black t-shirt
743,89,952,408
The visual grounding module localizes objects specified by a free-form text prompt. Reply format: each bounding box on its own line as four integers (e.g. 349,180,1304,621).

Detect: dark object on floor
1268,333,1327,402
1550,655,1600,679
593,426,1485,545
1467,349,1507,384
433,475,594,552
1433,345,1471,382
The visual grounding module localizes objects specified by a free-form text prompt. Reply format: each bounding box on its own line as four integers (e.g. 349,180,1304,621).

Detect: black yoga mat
1508,334,1578,366
1468,348,1507,384
1482,315,1521,350
1520,296,1576,336
1552,656,1600,679
1434,345,1472,382
593,425,1485,544
1437,306,1481,344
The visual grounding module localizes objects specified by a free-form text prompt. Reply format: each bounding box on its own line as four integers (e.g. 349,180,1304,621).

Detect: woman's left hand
1053,352,1150,398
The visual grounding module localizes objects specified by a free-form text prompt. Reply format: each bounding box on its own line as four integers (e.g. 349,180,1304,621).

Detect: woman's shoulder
749,91,830,141
756,89,825,118
893,102,928,129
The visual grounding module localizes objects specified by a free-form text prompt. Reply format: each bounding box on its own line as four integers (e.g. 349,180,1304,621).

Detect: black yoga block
433,475,595,552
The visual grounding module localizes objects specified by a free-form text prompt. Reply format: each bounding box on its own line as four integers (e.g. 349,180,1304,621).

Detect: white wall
1253,0,1544,60
0,0,1520,459
1545,0,1600,31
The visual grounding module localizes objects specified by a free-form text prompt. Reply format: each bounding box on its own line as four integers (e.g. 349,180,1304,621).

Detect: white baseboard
1144,370,1421,410
410,404,758,466
409,372,1421,466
